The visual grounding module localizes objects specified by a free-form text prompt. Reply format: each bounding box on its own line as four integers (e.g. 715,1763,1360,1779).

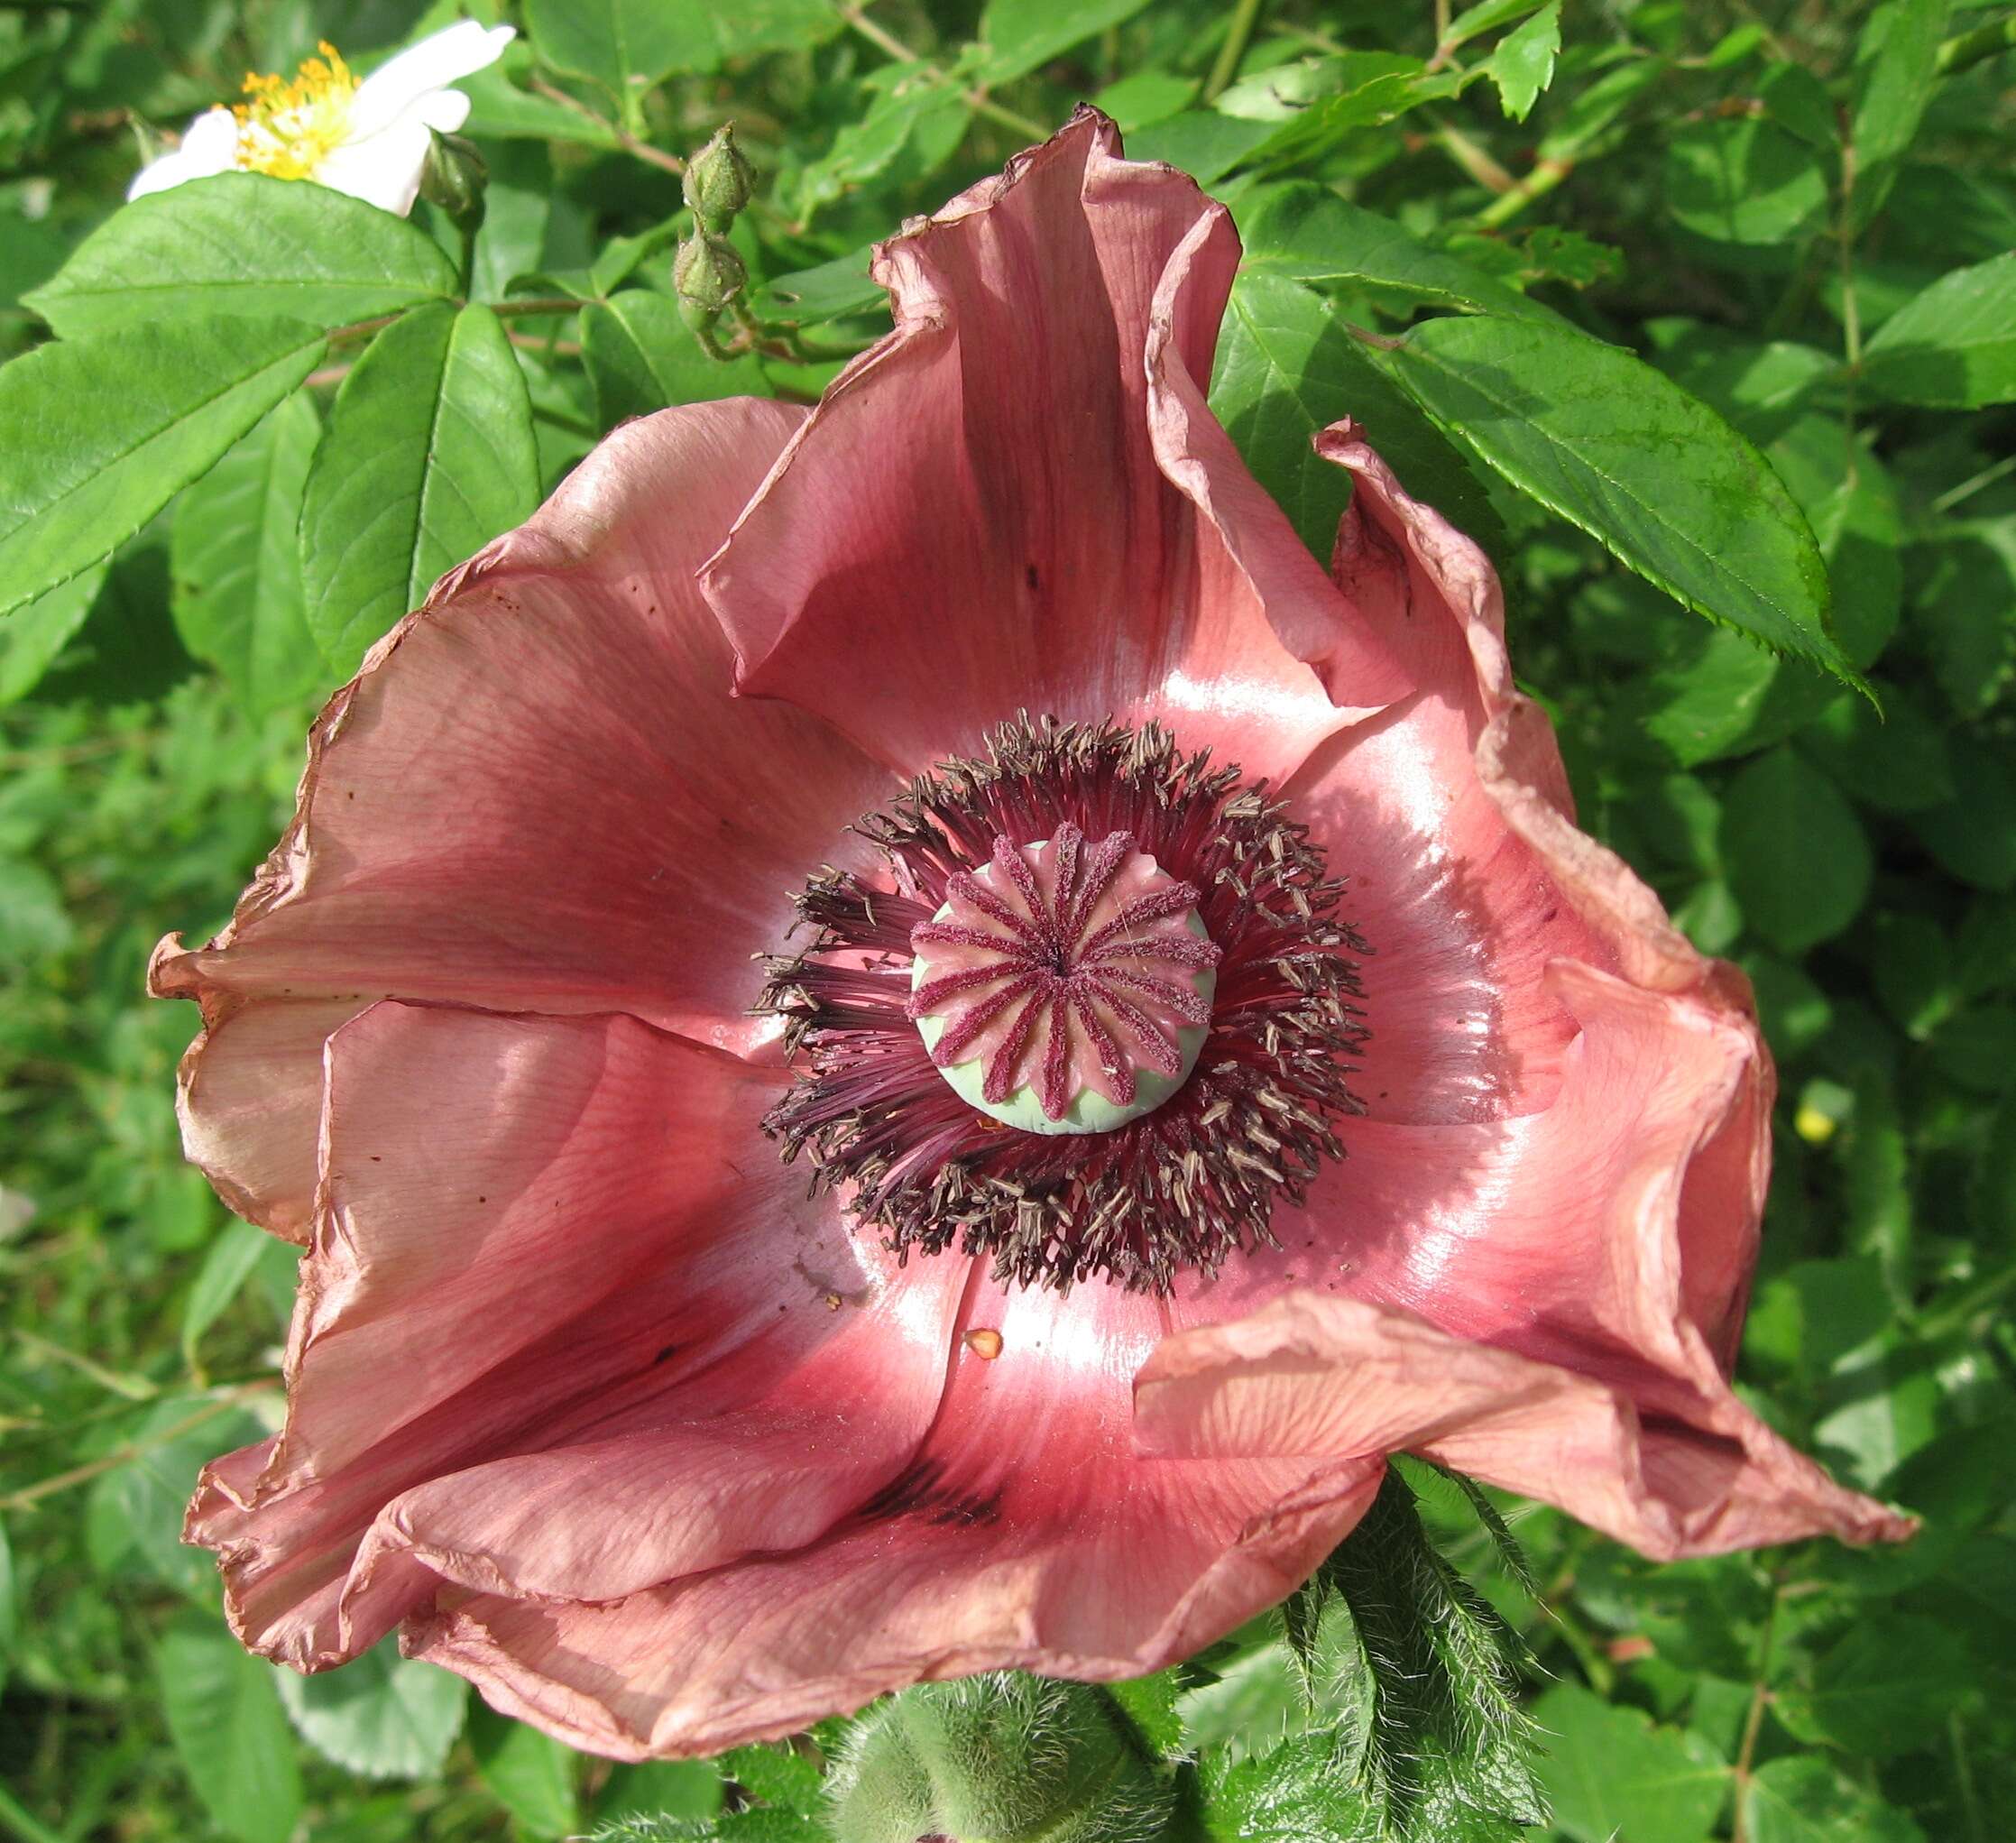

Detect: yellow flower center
233,42,357,180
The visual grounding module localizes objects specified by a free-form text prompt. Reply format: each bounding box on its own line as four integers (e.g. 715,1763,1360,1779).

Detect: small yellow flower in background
127,20,513,216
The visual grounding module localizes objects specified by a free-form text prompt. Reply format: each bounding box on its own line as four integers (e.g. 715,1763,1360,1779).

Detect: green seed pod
672,230,747,318
682,123,755,235
826,1675,1174,1843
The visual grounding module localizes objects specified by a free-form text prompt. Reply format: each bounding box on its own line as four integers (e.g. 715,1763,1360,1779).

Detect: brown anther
963,1328,1005,1359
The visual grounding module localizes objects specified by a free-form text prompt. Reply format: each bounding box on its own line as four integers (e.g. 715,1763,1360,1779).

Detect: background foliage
3,0,2014,1838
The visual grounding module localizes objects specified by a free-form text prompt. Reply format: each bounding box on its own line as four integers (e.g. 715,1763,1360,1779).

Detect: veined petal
403,1275,1378,1758
184,1001,964,1668
150,400,891,1067
1136,1293,1911,1560
701,108,1412,788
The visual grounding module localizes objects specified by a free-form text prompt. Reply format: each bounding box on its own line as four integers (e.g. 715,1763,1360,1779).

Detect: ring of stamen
759,715,1368,1295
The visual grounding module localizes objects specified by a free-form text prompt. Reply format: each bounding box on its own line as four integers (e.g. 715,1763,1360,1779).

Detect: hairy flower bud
683,123,754,234
825,1675,1174,1843
673,230,747,320
419,131,488,221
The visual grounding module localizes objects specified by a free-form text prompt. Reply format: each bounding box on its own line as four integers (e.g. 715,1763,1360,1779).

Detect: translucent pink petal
402,1276,1380,1758
1136,1293,1912,1560
169,997,356,1241
1293,430,1774,1369
183,1002,963,1668
701,108,1412,787
151,400,891,1064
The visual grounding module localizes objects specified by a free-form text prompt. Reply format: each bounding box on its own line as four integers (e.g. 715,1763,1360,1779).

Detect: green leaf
471,144,558,307
1178,1619,1309,1765
1441,0,1551,57
596,1758,726,1827
23,173,457,337
1317,1471,1549,1837
457,60,621,145
1240,185,1551,322
0,854,75,961
85,1396,267,1598
0,1519,14,1699
750,247,882,328
179,1219,270,1373
1916,521,2016,718
0,315,325,620
1911,733,2016,891
968,0,1153,85
1388,313,1853,682
274,1636,466,1779
1485,2,1560,122
299,303,539,676
470,1703,582,1837
1103,1671,1186,1760
0,563,106,704
792,65,971,220
1531,1682,1727,1843
1744,1255,1892,1380
1718,746,1872,953
1859,252,2016,408
1769,424,1901,668
721,1744,824,1816
1663,119,1830,245
156,1613,304,1843
591,218,686,298
527,0,838,105
1742,1756,1927,1843
1208,275,1357,565
1850,0,1949,228
170,390,323,713
1757,60,1839,151
1773,1614,1974,1758
1126,110,1277,182
1220,55,1457,169
1536,55,1665,161
1201,1733,1381,1843
1211,272,1503,563
580,290,766,426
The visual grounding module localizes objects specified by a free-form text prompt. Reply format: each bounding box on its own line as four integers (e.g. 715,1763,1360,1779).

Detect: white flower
128,21,514,217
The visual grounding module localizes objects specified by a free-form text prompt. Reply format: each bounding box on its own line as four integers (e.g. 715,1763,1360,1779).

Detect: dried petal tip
909,827,1219,1134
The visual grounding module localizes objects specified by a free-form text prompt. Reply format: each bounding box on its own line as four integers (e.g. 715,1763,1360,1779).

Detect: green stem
837,4,1049,142
0,1783,67,1843
1914,1259,2016,1342
1837,117,1861,475
1937,14,2016,75
1930,449,2016,515
1729,1580,1785,1843
0,1384,273,1513
1473,155,1573,228
1202,0,1267,103
1952,1710,1986,1843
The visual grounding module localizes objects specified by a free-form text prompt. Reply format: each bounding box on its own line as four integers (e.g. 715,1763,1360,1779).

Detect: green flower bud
827,1675,1174,1843
419,130,488,222
672,230,746,318
682,123,754,235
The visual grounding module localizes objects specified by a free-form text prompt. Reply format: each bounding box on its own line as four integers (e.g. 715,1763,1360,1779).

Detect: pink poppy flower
153,109,1910,1760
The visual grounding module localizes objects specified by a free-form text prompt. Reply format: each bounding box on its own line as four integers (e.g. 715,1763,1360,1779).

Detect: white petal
128,107,239,199
415,89,473,134
314,114,436,217
348,22,514,140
